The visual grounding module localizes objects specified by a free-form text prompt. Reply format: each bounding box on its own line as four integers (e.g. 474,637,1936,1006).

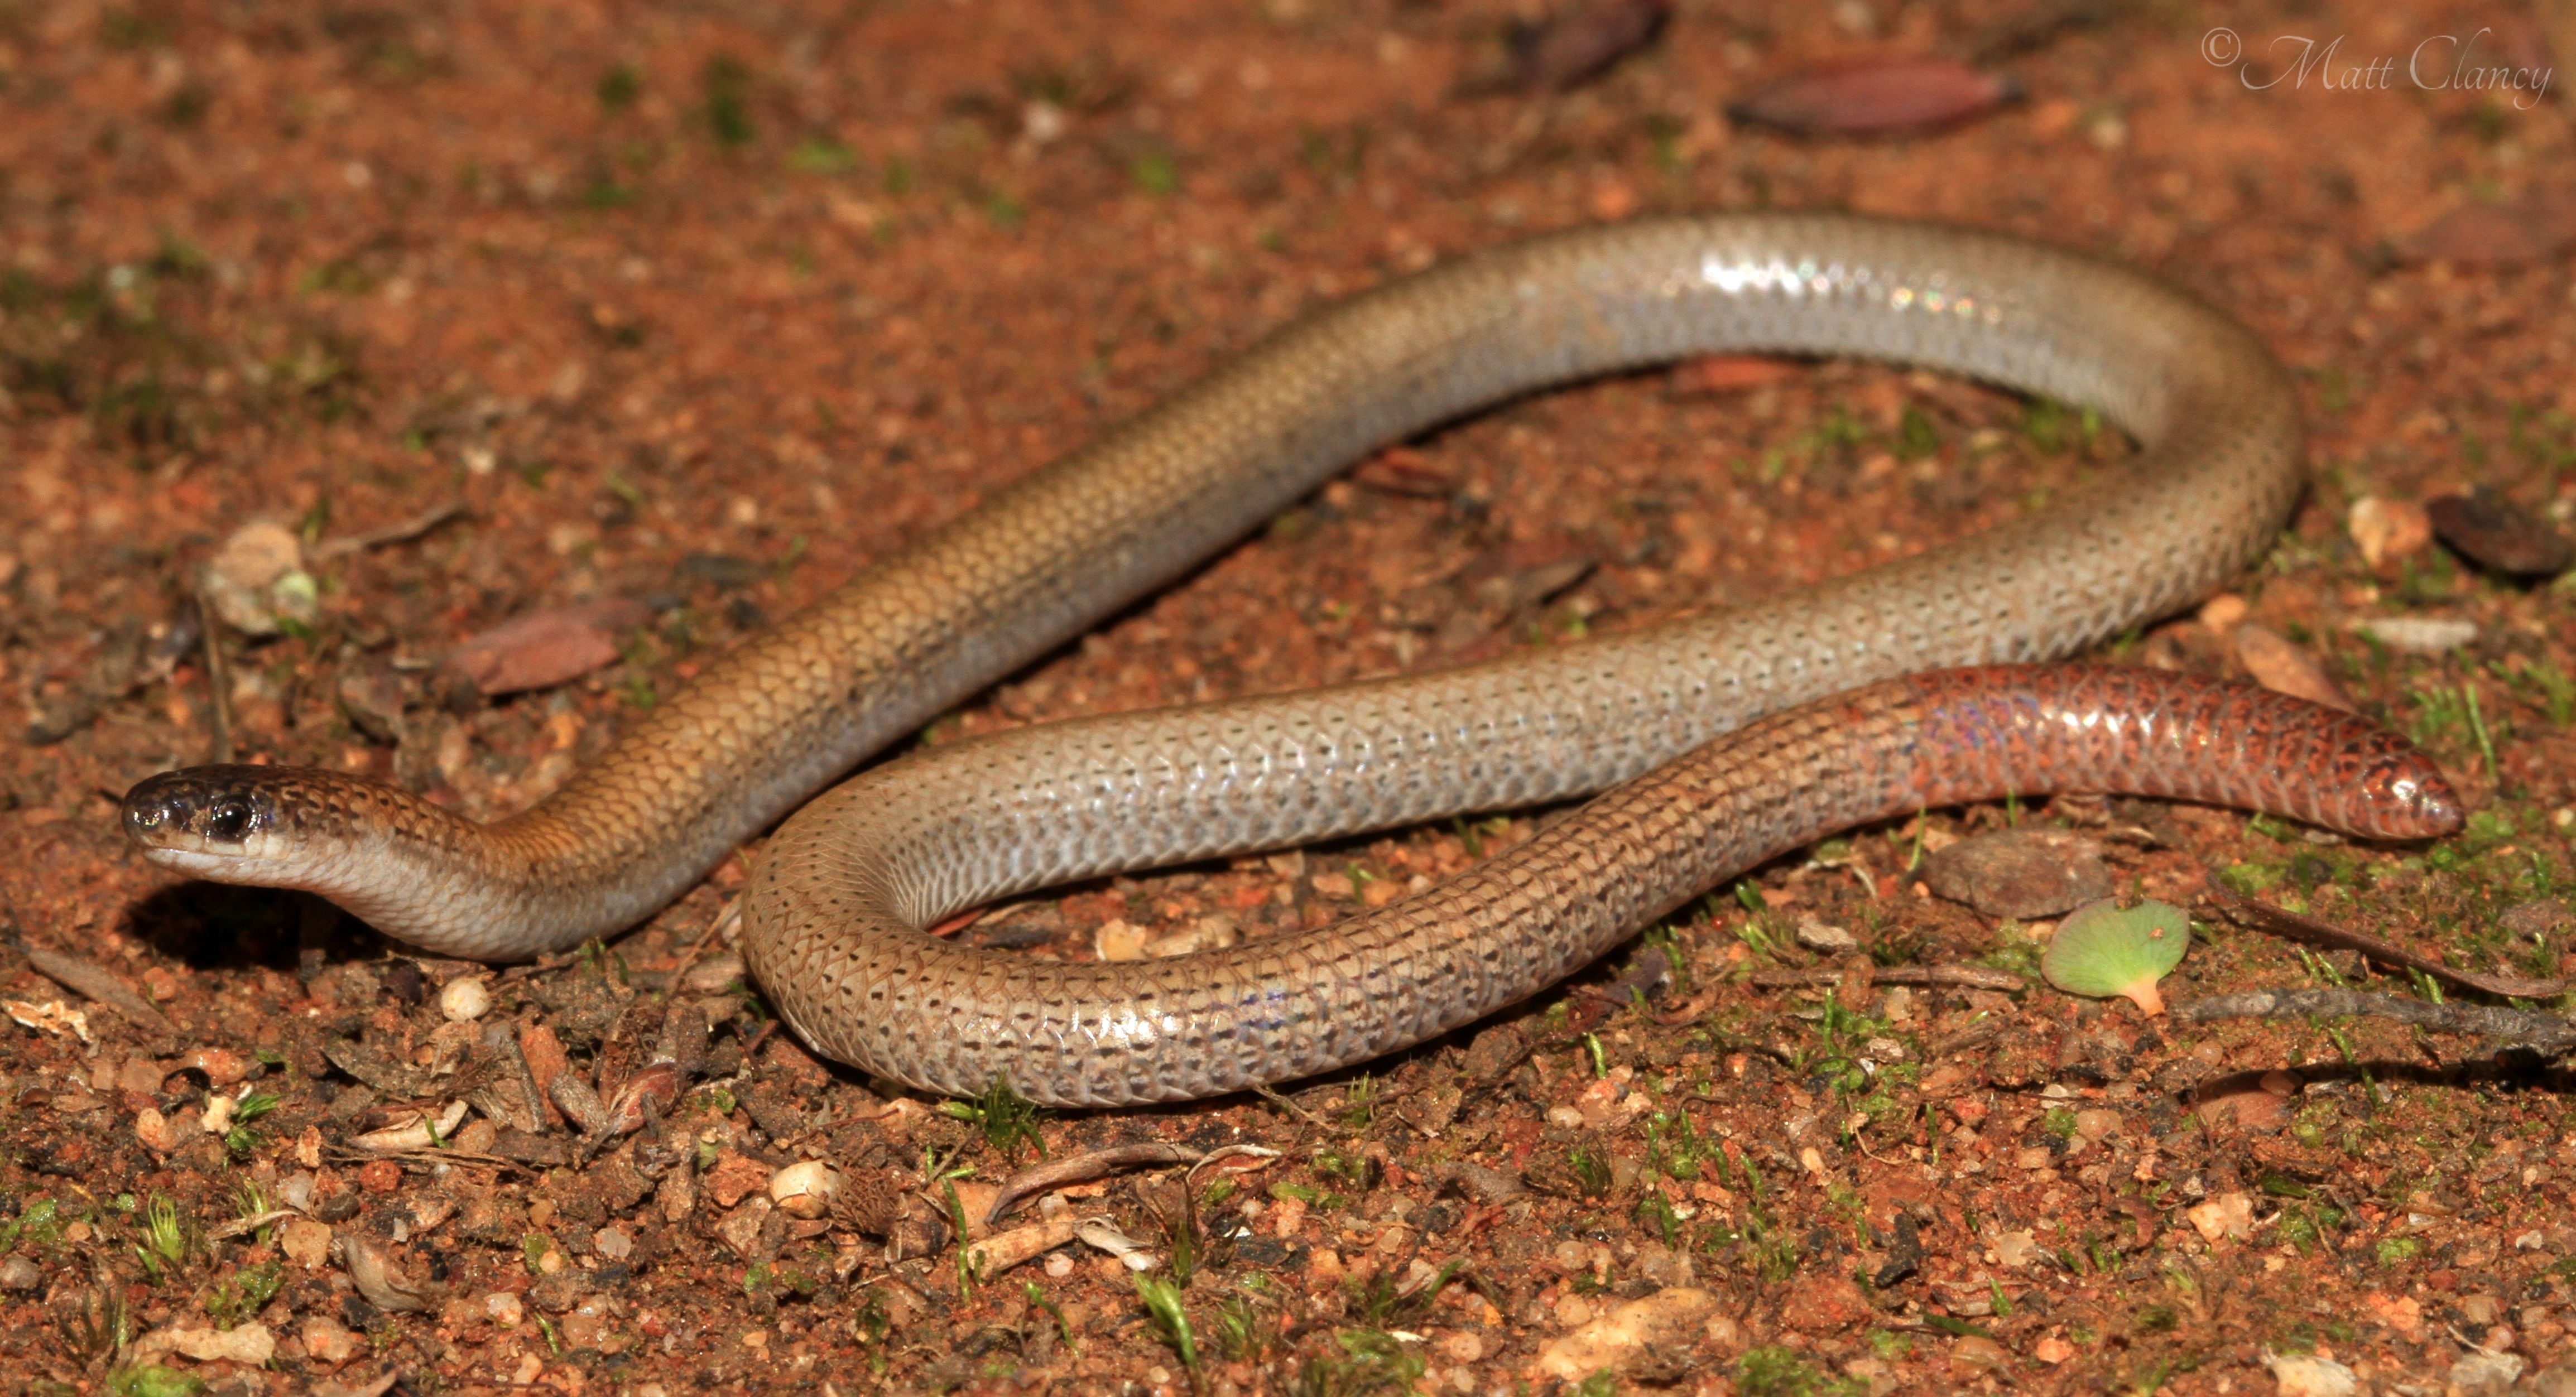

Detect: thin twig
2178,988,2576,1056
1748,964,2026,992
310,499,469,562
2205,886,2565,1000
319,1143,529,1176
670,895,742,989
985,1143,1199,1228
1251,1083,1331,1131
194,582,234,764
20,943,177,1037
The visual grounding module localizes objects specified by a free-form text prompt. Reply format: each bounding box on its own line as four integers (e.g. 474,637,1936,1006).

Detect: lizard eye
206,797,256,841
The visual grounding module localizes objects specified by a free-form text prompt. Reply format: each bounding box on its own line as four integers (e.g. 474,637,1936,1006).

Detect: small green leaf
2041,899,2190,1015
109,1367,205,1397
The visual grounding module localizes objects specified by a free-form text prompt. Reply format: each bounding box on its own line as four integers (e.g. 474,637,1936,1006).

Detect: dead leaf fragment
1351,447,1458,498
5,999,92,1044
1503,0,1671,91
340,1232,443,1313
21,945,175,1035
2394,192,2576,267
2426,489,2574,576
352,1100,469,1151
131,1319,277,1368
1731,58,2019,136
1920,828,2110,919
2232,623,2354,711
444,597,653,697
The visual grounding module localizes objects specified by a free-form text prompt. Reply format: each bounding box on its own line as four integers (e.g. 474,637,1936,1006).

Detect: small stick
310,499,469,562
2205,886,2565,1000
1251,1082,1331,1131
1748,964,2026,992
984,1142,1199,1228
195,582,234,764
2178,988,2576,1056
670,894,743,989
20,943,178,1037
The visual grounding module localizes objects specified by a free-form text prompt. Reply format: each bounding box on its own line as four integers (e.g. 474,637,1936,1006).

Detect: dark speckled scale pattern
751,666,2456,1105
126,215,2364,1098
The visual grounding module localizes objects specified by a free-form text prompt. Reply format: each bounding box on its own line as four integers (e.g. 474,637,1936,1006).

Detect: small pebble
2351,615,2478,654
593,1226,633,1260
1146,914,1239,958
177,1046,251,1087
204,520,320,637
281,1217,332,1269
2262,1352,2358,1397
2448,1350,2525,1397
1793,916,1857,953
336,665,410,744
301,1314,361,1368
1949,1334,2011,1370
2348,496,2432,567
1094,919,1151,962
486,1292,525,1327
439,976,492,1022
768,1160,846,1220
1043,1253,1075,1278
681,952,747,993
0,1254,40,1291
134,1106,180,1155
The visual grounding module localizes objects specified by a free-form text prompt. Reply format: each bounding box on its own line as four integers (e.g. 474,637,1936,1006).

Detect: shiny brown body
121,214,2442,1105
749,666,2454,1104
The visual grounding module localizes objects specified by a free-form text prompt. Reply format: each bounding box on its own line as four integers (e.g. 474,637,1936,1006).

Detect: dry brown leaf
1506,0,1671,92
2231,623,2354,712
1731,58,2019,136
2394,193,2576,267
444,597,653,697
